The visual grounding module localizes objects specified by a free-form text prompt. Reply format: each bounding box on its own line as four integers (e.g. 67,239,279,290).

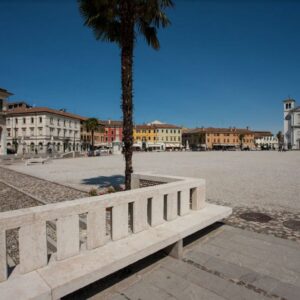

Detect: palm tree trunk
121,0,134,190
92,131,94,153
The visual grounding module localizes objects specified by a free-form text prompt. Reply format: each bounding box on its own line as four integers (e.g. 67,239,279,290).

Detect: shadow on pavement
82,175,125,188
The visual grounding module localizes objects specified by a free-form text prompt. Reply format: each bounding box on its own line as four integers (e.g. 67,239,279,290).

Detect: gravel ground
0,166,87,203
0,181,42,212
5,151,300,211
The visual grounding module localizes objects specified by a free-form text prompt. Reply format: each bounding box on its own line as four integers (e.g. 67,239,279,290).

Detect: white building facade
283,99,300,150
6,107,83,154
255,136,278,150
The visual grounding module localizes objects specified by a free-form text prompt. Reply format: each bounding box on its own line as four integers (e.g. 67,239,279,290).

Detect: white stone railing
0,173,205,283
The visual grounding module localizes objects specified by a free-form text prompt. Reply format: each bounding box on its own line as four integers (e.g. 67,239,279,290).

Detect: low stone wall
0,173,233,300
0,173,205,282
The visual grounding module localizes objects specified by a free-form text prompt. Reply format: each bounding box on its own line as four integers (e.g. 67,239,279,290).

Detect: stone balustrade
0,173,231,299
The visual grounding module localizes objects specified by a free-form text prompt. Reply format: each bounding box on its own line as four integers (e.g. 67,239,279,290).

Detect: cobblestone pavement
0,166,87,203
208,199,300,243
0,181,42,212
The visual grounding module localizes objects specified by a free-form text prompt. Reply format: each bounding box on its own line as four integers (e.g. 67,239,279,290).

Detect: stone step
159,257,268,300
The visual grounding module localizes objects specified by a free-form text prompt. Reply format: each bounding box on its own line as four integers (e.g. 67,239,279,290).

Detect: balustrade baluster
19,222,47,274
0,230,6,282
87,208,106,250
57,215,79,260
112,204,128,240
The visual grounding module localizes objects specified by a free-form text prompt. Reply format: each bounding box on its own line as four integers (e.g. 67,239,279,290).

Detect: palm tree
79,0,174,190
239,134,245,150
85,118,100,153
276,131,283,150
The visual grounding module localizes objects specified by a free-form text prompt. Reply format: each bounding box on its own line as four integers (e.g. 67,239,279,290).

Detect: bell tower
283,97,295,149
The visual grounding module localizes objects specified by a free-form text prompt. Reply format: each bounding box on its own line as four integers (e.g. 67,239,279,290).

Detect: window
64,120,66,127
57,119,60,126
15,118,18,125
39,117,42,123
22,128,26,136
6,118,10,126
23,118,26,124
38,127,43,135
31,117,34,124
30,128,34,136
7,129,11,137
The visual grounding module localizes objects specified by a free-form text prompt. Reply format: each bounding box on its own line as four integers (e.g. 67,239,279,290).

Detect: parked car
7,148,16,155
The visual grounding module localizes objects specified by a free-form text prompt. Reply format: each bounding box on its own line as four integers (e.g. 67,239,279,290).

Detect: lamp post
73,131,75,151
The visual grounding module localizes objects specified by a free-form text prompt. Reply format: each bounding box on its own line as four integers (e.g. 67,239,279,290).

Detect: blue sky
1,0,300,133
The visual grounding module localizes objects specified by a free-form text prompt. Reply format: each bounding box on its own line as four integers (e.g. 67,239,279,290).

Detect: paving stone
202,256,254,280
160,257,193,277
109,294,128,300
188,243,231,258
184,250,213,266
185,266,268,300
146,268,225,300
239,271,262,284
272,281,300,300
120,280,177,300
251,275,280,293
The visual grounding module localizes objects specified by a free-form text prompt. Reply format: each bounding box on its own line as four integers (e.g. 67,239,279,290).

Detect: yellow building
133,122,182,150
133,125,157,149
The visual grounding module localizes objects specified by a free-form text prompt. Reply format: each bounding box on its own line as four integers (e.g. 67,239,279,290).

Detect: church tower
283,98,295,149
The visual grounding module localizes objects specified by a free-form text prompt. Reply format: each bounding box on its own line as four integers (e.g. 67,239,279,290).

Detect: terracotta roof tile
6,107,86,120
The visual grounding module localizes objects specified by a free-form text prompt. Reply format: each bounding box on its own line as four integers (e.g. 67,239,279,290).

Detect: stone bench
0,173,232,299
25,157,50,165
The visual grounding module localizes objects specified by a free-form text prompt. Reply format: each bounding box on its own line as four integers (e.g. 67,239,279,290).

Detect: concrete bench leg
164,239,183,260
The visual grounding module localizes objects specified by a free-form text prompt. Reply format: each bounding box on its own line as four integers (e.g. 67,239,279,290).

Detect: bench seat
0,203,231,299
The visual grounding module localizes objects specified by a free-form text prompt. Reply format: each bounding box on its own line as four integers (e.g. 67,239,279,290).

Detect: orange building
80,119,105,150
182,127,255,150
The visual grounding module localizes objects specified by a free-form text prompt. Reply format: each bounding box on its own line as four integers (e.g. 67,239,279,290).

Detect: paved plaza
3,151,300,242
64,225,300,300
0,151,299,299
5,151,300,211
